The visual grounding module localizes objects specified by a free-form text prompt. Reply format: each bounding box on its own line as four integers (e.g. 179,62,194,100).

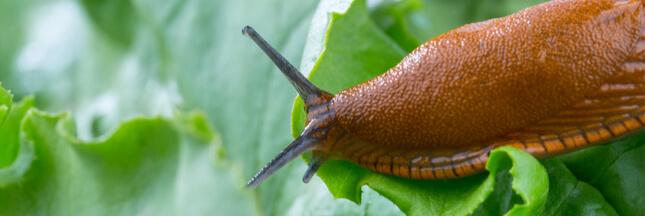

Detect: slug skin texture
246,0,645,188
331,0,645,179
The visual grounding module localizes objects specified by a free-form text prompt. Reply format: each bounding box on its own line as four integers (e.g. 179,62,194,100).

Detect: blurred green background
6,0,640,215
0,0,407,215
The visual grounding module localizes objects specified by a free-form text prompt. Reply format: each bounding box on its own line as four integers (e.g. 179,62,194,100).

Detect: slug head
243,26,340,189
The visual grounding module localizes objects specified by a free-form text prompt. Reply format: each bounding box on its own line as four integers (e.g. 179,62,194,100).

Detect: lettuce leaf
1,0,642,215
0,86,261,215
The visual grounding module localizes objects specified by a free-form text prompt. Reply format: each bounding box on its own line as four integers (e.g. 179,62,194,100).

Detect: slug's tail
243,26,335,189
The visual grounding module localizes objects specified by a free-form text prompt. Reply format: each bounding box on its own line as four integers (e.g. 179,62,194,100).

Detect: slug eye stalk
242,26,323,101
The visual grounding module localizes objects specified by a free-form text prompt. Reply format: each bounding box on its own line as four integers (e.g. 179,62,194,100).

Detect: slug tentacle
246,101,342,188
247,131,319,189
244,26,340,188
242,26,328,102
303,151,328,183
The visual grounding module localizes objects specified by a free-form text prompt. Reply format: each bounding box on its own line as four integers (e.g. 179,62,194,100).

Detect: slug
243,0,645,189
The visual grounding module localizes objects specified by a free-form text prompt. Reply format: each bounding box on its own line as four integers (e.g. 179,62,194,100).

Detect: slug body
244,0,645,188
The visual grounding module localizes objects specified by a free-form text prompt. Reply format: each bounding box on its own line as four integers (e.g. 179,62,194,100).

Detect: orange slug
243,0,645,188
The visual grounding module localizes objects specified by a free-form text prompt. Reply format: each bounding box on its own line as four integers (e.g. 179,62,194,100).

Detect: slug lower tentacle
246,132,318,189
303,150,328,183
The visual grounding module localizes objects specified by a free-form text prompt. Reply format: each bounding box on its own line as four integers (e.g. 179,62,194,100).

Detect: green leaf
0,83,12,126
2,0,643,215
3,0,399,214
369,146,548,216
0,86,34,188
0,106,35,185
369,0,424,52
474,157,621,216
0,0,27,91
486,146,549,215
78,0,138,46
0,86,35,186
558,134,645,215
538,159,618,215
0,95,260,215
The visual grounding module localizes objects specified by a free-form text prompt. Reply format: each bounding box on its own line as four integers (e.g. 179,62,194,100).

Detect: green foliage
0,94,35,186
0,86,261,215
0,0,400,215
78,0,138,46
1,0,643,215
0,83,12,126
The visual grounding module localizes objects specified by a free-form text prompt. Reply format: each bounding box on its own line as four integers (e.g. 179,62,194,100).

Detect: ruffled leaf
0,94,260,215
